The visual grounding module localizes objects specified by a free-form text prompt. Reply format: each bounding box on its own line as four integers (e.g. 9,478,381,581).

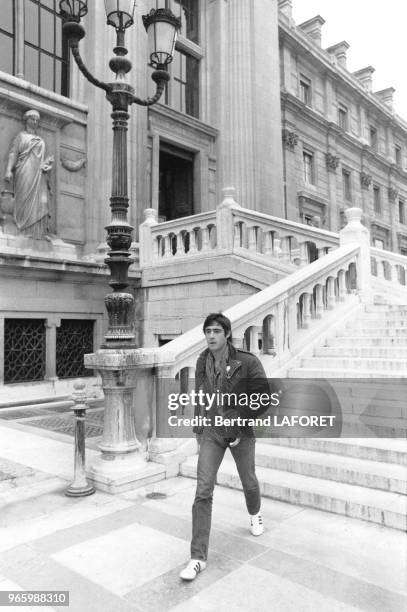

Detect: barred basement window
4,319,46,383
56,320,94,379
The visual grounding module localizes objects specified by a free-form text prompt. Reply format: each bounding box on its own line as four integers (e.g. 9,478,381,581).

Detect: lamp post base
87,453,165,494
65,483,96,497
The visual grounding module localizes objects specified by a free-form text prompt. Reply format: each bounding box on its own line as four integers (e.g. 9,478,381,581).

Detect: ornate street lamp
59,1,181,347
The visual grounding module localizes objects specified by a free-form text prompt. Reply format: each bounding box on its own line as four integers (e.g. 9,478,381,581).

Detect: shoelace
251,516,263,524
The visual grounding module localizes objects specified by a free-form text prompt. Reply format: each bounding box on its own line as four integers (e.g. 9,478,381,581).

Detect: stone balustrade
85,207,402,491
371,247,407,286
139,188,339,269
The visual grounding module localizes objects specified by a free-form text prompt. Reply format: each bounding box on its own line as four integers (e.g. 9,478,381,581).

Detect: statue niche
2,109,53,239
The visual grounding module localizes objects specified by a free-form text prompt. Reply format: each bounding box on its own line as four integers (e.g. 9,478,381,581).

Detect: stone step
254,443,407,494
315,346,407,358
288,367,407,378
341,328,407,337
347,319,407,328
364,305,407,312
263,437,407,466
180,455,407,530
327,336,407,347
299,357,407,371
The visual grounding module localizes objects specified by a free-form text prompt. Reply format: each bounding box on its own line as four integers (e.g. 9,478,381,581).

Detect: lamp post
59,1,181,347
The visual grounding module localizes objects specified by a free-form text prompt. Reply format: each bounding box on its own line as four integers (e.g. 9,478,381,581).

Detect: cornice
278,19,407,138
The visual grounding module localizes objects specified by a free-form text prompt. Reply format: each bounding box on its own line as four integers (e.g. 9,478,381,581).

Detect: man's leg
230,437,261,515
191,432,227,561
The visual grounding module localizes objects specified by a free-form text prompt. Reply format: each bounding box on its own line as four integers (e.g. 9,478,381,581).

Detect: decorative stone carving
4,109,53,238
388,187,398,202
325,152,340,171
61,157,87,172
360,171,372,189
282,129,298,150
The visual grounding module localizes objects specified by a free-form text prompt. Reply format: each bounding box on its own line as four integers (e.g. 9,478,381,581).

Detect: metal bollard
65,381,95,497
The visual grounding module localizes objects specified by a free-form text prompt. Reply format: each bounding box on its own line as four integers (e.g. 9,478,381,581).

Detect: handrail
137,243,359,368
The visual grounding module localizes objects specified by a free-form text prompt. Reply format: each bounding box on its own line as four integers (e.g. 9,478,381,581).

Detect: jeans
191,429,261,561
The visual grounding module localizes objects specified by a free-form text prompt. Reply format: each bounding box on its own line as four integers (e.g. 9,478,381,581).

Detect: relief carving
3,109,53,238
282,129,298,150
388,187,398,202
325,152,340,171
60,156,87,172
360,171,372,189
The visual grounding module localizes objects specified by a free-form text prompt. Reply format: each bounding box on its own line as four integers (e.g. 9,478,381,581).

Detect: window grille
56,319,94,379
4,319,46,383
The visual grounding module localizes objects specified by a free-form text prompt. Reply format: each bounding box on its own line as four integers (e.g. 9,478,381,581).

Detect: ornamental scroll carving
282,129,298,151
388,187,398,202
360,172,372,189
325,153,340,172
60,157,87,172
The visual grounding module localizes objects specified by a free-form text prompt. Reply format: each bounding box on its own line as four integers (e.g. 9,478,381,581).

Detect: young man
180,313,270,581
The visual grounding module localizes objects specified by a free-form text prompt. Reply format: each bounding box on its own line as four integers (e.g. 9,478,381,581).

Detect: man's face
204,323,229,353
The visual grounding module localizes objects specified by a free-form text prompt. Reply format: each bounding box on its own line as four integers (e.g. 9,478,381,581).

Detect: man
180,313,270,581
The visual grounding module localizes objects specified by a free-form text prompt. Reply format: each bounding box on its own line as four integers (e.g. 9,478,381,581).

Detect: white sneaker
179,559,206,581
250,512,264,536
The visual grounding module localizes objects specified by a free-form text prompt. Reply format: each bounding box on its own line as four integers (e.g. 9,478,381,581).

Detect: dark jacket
193,342,271,438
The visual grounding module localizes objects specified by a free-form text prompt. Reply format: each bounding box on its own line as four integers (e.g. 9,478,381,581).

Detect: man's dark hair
203,313,232,340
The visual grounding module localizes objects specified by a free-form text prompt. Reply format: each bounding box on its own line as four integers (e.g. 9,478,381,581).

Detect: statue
4,109,54,238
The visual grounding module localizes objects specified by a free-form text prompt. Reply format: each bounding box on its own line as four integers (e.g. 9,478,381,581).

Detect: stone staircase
180,302,407,531
289,304,407,378
181,438,407,530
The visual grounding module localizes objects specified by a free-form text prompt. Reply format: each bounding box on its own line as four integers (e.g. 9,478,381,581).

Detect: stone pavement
0,416,406,612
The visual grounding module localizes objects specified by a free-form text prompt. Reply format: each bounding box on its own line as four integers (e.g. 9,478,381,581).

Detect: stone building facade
279,1,407,255
0,0,405,402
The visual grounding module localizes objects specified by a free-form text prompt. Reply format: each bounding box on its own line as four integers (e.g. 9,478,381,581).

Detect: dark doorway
159,142,194,221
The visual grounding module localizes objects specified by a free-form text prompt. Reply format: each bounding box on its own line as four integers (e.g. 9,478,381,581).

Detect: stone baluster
263,316,276,355
202,226,210,251
327,277,336,309
302,293,312,329
189,228,197,254
376,260,385,279
338,269,347,301
299,241,308,267
164,234,172,259
248,326,261,354
273,238,282,258
389,263,398,283
315,284,324,318
233,223,242,249
280,236,291,262
264,231,273,256
175,231,185,257
248,226,257,251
